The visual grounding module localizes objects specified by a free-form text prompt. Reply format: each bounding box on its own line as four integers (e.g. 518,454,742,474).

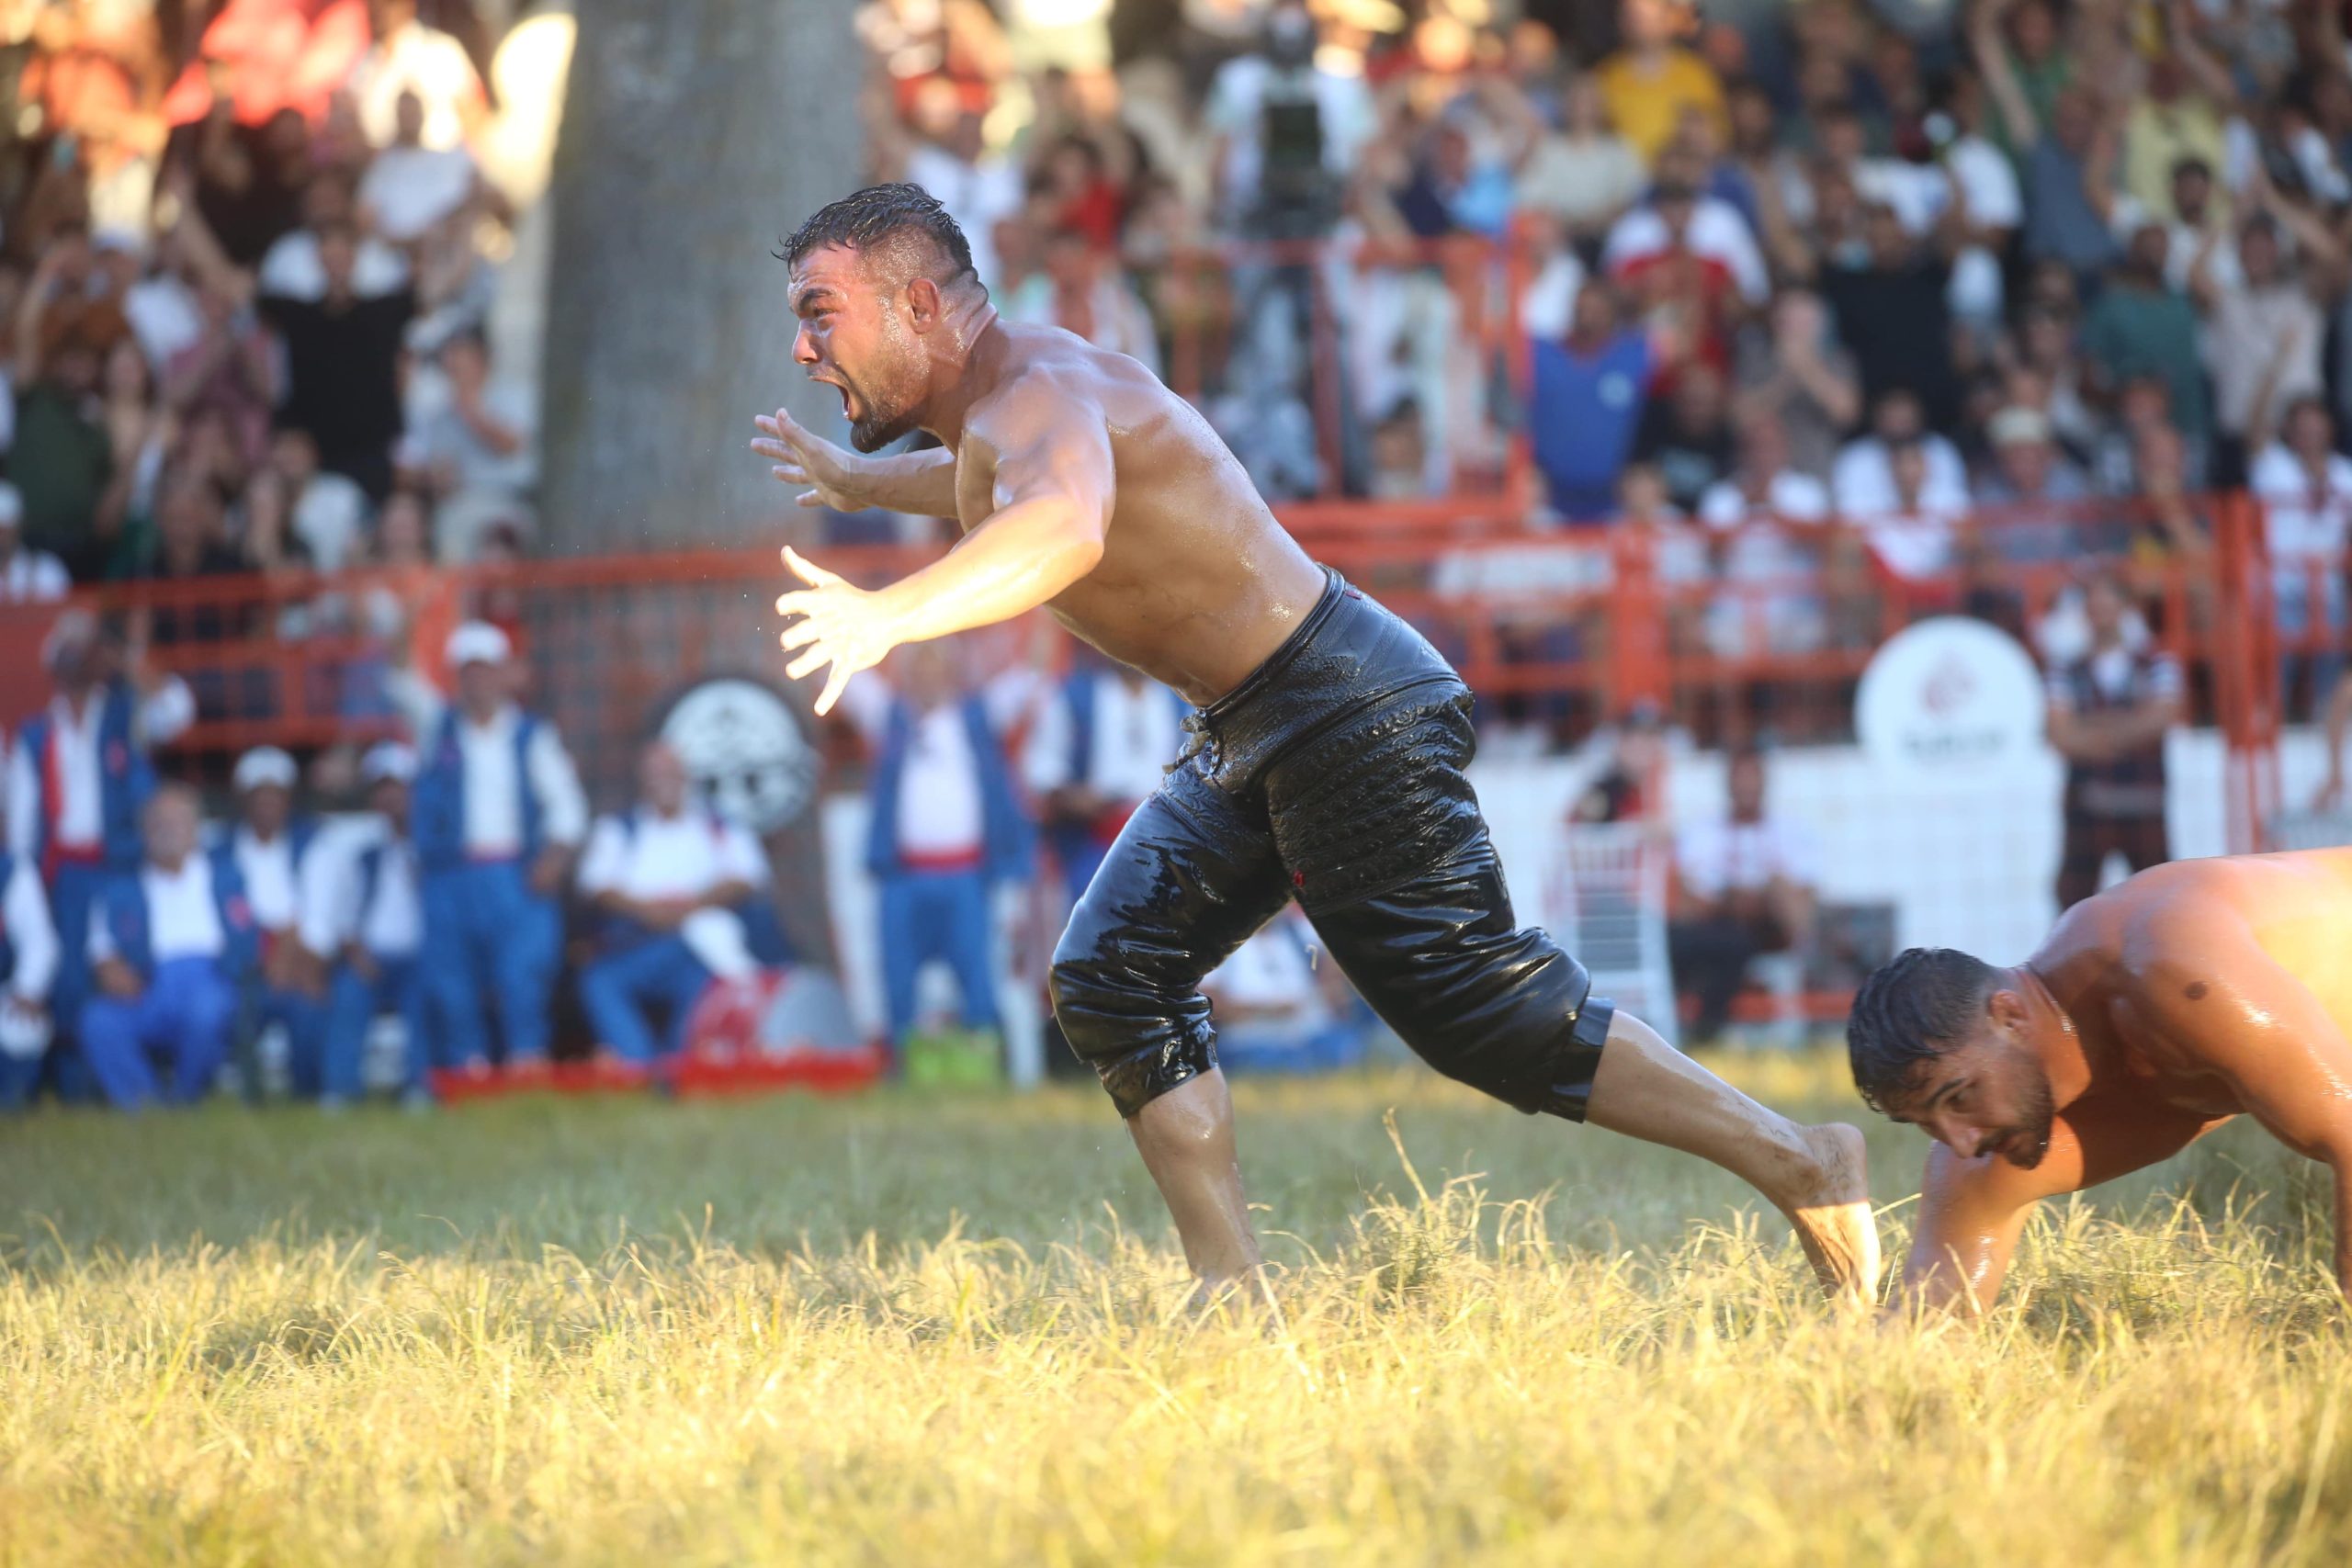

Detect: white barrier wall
815,726,2345,1061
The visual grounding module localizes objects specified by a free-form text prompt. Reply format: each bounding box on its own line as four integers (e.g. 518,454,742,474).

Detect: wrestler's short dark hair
1846,947,2003,1112
778,184,979,292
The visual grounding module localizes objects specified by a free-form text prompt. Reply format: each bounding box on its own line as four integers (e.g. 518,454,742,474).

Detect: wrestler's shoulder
974,326,1168,420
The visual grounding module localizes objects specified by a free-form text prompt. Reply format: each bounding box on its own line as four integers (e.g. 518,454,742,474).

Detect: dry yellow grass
2,1051,2348,1566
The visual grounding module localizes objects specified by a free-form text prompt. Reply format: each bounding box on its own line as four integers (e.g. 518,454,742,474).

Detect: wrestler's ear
904,275,944,332
1985,987,2030,1039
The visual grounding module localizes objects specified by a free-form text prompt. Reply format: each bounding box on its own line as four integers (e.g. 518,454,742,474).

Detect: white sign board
1855,616,2046,785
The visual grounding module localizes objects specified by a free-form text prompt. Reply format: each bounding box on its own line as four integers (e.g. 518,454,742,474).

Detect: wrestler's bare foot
1771,1122,1881,1310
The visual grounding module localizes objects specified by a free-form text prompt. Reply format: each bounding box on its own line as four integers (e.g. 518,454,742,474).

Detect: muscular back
949,324,1328,705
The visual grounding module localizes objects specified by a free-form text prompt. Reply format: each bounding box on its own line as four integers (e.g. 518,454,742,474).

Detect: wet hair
777,184,978,293
1847,947,2003,1112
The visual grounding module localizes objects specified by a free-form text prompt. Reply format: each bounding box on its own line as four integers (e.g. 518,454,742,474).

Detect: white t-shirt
122,273,205,372
2251,444,2352,562
1947,135,2023,231
92,858,225,964
1675,817,1817,901
1022,675,1186,804
1602,197,1770,305
1203,57,1377,218
902,144,1024,298
839,671,1039,863
257,230,413,303
358,144,479,243
292,472,371,573
0,548,72,603
578,809,767,905
299,818,424,960
357,24,484,152
1831,434,1972,519
1866,507,1963,581
385,682,590,856
232,828,301,935
6,682,196,858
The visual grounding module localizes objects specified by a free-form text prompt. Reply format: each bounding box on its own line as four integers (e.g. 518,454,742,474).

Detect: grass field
3,1049,2348,1566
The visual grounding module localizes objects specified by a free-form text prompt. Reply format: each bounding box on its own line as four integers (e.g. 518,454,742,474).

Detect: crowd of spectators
856,0,2352,718
2,0,532,720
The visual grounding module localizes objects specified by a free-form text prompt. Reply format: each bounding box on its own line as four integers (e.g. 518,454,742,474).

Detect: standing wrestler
1849,852,2352,1312
752,186,1877,1304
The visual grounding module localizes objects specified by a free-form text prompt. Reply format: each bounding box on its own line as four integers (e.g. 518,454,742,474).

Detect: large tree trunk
539,0,862,553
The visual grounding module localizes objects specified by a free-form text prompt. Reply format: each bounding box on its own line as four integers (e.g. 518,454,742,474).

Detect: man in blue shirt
1529,284,1659,522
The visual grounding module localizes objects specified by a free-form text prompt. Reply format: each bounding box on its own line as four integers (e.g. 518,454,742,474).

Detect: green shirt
8,385,112,574
2082,283,2211,442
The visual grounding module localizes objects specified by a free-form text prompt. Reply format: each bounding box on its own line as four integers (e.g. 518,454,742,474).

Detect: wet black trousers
1049,570,1613,1121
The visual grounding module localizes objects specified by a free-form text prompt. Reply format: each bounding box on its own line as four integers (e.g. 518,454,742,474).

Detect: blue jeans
301,954,427,1100
877,868,999,1044
579,934,715,1062
78,957,238,1109
420,860,560,1068
252,981,328,1097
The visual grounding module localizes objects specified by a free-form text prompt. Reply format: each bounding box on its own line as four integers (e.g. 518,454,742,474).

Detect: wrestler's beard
1997,1068,2058,1169
847,392,920,454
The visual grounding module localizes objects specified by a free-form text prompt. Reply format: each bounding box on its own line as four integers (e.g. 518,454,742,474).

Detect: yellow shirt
2122,99,2226,225
1594,47,1728,167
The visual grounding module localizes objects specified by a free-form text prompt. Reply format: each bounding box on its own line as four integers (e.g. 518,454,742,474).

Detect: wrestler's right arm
752,407,961,518
1900,1095,2219,1316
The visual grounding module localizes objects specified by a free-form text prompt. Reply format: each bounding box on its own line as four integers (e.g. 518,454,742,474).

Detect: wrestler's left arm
773,381,1114,715
2123,905,2352,1298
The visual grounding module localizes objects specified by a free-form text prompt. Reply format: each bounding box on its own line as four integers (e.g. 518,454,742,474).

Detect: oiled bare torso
950,325,1327,705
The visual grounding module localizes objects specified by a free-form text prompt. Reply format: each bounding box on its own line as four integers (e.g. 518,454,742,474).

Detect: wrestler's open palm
775,547,898,716
751,408,867,512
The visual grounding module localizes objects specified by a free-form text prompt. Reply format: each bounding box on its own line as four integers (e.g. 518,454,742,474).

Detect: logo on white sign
1856,617,2045,783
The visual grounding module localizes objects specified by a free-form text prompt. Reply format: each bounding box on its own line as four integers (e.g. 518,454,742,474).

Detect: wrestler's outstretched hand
752,407,868,512
776,546,899,716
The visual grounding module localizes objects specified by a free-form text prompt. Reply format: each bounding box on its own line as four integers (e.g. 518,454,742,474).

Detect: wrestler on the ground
752,185,1878,1305
1849,851,2352,1312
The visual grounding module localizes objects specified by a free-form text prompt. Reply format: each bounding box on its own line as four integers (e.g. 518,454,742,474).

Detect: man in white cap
390,621,586,1075
6,610,195,1104
575,739,768,1067
0,482,70,604
296,743,430,1109
0,789,62,1108
212,746,325,1097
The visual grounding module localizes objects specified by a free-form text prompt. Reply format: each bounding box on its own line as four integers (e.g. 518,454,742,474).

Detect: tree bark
540,0,862,553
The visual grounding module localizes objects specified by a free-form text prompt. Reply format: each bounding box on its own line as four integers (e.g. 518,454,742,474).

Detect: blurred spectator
215,746,323,1089
1204,1,1374,238
576,741,768,1066
356,0,488,152
257,175,412,301
1023,649,1186,904
1528,284,1659,522
1516,73,1645,241
2251,397,2352,716
1570,700,1668,825
9,240,129,581
398,326,535,559
1978,404,2094,564
2082,223,2209,448
357,89,480,243
268,426,370,572
6,610,194,1103
1634,359,1736,513
1733,289,1860,484
1817,201,1958,432
0,776,62,1113
1602,164,1770,326
1594,0,1726,167
2199,192,2346,470
1002,226,1161,375
1668,746,1817,1047
393,620,588,1075
1199,907,1361,1077
2047,570,2182,910
254,220,415,499
884,79,1023,295
80,784,257,1111
841,640,1035,1054
1699,407,1832,656
0,483,71,602
1832,389,1969,519
297,741,430,1110
1861,437,1965,584
1978,12,2120,288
